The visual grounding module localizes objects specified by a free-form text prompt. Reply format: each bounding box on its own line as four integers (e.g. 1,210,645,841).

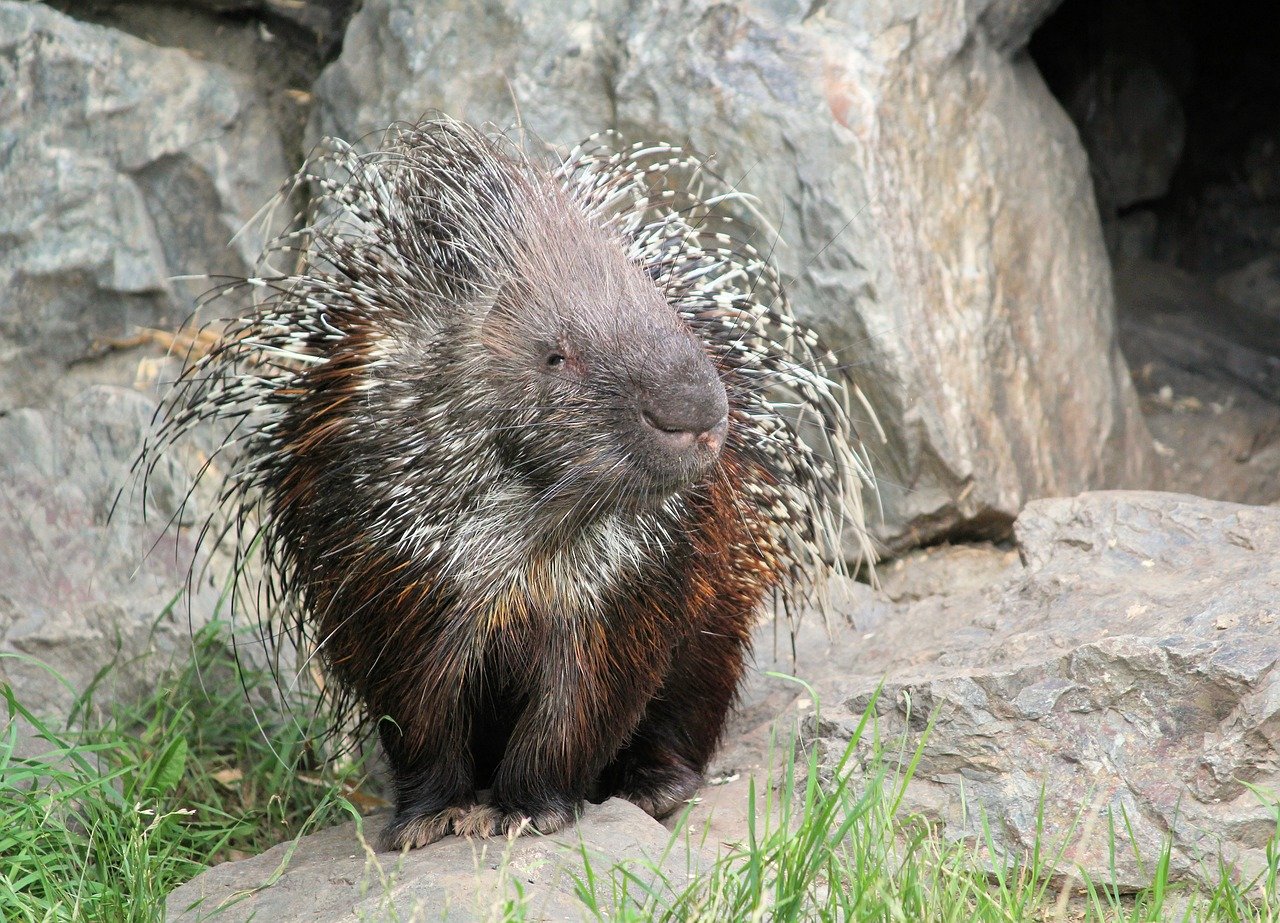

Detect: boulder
808,491,1280,889
309,0,1157,549
0,2,286,410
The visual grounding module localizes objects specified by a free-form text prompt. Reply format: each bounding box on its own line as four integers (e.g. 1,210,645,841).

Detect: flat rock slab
810,490,1280,889
167,799,703,922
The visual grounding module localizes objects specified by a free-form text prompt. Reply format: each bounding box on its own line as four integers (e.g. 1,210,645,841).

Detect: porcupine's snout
638,368,728,453
625,334,729,500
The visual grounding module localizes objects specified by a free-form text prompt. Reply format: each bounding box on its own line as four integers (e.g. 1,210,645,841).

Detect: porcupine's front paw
454,798,580,838
610,756,702,819
381,804,474,851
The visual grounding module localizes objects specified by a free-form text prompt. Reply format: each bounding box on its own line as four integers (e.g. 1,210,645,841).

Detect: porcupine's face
480,206,729,519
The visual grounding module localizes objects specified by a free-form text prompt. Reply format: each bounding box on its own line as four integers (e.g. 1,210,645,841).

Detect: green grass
2,628,1278,922
554,685,1280,923
0,620,363,922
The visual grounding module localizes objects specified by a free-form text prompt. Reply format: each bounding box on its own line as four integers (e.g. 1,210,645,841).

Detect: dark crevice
1031,0,1280,507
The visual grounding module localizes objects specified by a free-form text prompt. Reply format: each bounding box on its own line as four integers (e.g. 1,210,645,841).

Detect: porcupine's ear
385,119,547,300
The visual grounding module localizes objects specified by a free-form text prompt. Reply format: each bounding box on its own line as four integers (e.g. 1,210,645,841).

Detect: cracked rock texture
810,490,1280,889
166,799,703,922
0,1,285,409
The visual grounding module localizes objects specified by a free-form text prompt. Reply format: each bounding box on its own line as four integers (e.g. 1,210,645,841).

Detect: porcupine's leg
600,600,753,819
380,731,475,850
377,686,477,850
455,622,668,838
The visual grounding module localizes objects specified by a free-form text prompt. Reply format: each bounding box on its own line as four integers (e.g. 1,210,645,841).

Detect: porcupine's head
144,116,878,691
476,192,730,514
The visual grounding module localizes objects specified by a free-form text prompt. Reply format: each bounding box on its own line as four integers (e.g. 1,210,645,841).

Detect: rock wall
0,2,286,408
0,2,288,728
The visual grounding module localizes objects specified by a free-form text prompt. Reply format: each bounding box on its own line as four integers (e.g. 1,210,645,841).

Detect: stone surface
1216,255,1280,352
1067,56,1185,212
309,0,1157,549
167,799,704,922
0,1,286,409
806,491,1280,889
0,387,214,739
1110,259,1280,509
161,491,1280,909
118,0,355,53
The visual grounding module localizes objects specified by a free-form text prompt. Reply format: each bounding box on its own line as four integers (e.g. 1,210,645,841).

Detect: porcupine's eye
545,352,566,368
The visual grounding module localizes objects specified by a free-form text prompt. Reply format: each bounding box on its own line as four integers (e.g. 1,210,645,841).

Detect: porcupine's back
143,116,878,737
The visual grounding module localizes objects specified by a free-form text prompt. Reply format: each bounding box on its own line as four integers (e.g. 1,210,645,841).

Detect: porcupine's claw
381,804,474,851
453,801,579,839
612,762,702,820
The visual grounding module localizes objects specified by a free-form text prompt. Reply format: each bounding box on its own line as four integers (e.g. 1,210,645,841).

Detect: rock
0,387,215,740
1112,260,1280,508
0,2,287,410
308,0,1156,549
167,799,703,922
806,491,1280,889
1217,255,1280,351
1068,56,1185,212
1116,259,1280,402
124,0,355,53
1108,209,1159,267
1180,183,1280,275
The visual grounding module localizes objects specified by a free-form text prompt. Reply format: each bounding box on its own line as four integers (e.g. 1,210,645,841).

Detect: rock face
167,800,702,922
0,1,290,733
0,387,214,741
809,491,1280,889
0,1,286,409
310,0,1157,548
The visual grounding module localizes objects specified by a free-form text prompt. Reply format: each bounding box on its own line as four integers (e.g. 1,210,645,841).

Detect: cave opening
1030,0,1280,504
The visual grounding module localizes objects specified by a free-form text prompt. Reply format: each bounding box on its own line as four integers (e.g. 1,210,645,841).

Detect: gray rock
1217,254,1280,347
0,2,287,409
808,491,1280,889
0,387,215,738
309,0,1156,549
1069,55,1186,211
167,799,704,922
107,0,355,52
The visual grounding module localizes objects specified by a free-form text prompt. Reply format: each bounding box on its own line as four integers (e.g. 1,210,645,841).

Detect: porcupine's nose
639,369,729,456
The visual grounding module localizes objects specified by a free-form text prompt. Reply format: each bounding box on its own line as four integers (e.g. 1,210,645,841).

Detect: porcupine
143,116,878,851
